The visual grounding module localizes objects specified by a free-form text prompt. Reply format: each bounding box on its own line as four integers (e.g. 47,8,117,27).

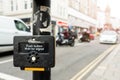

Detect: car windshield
102,31,117,35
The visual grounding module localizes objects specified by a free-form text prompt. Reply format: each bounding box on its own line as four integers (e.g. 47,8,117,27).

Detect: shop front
56,21,68,33
51,18,68,37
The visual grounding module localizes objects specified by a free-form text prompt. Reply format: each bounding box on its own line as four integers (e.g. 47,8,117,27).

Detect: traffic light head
34,0,50,7
33,0,51,28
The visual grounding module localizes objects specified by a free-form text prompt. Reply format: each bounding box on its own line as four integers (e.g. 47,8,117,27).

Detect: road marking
0,59,24,80
0,72,24,80
70,45,117,80
75,43,84,46
0,59,13,64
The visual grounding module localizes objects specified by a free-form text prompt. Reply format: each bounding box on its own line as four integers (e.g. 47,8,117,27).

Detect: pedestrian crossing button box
13,36,55,68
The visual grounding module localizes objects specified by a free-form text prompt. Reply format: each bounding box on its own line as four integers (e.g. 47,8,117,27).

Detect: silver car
99,30,118,44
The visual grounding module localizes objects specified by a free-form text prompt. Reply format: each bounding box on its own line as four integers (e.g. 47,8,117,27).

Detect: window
16,0,18,10
24,1,27,9
14,20,30,32
30,0,32,8
11,0,13,11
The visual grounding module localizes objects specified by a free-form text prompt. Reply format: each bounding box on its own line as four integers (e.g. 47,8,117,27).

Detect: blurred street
87,43,120,80
1,0,120,80
0,37,117,80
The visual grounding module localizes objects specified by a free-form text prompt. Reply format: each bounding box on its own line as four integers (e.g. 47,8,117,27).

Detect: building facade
0,0,3,15
68,0,97,34
0,0,97,36
51,0,68,36
2,0,32,23
111,17,120,29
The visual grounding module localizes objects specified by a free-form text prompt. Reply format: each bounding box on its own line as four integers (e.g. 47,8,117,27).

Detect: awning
57,21,68,27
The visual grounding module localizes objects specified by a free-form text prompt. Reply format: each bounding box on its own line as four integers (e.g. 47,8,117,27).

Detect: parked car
89,33,95,40
99,30,118,44
0,16,32,53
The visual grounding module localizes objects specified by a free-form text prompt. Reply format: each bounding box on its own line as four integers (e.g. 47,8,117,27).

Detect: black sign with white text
19,42,49,53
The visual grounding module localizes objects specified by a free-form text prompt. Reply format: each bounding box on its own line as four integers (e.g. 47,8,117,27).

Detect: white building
0,0,3,14
97,9,105,28
68,0,97,34
111,17,120,29
51,0,68,21
51,0,68,35
97,5,120,30
0,0,97,36
2,0,32,22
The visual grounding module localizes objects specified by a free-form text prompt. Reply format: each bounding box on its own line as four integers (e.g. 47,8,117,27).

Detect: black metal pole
32,0,51,80
32,21,51,80
32,25,51,80
33,68,51,80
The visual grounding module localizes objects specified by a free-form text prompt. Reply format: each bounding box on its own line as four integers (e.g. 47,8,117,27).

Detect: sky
97,0,120,18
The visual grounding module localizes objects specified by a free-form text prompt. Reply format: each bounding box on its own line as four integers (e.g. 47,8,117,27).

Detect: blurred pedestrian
62,29,69,39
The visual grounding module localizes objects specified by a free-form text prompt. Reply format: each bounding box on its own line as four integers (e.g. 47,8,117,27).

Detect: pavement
86,43,120,80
